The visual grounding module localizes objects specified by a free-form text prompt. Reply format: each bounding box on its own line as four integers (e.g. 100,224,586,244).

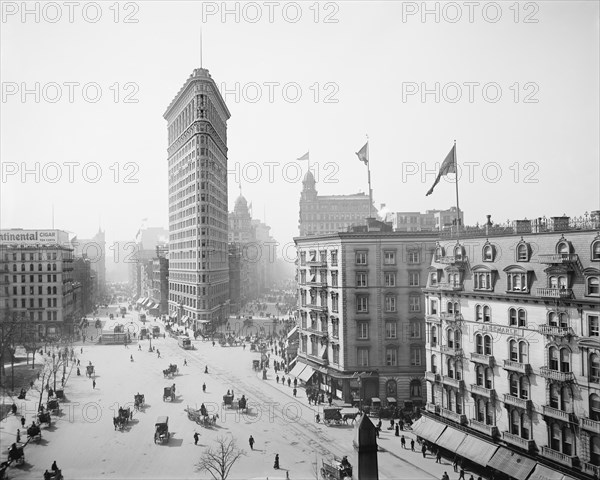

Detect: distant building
298,171,378,236
420,212,600,479
0,229,80,339
385,207,464,232
293,219,437,408
165,67,231,333
71,228,106,298
72,257,97,316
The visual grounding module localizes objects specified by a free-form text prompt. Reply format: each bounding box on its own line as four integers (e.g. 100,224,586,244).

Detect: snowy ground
1,306,465,480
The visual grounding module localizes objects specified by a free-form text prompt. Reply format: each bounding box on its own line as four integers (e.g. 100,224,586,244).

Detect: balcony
502,359,532,375
307,259,327,267
538,253,579,264
470,352,495,368
440,407,467,425
539,447,578,468
425,403,440,414
307,304,328,313
425,371,441,383
580,417,600,434
538,324,574,337
441,345,463,357
539,367,575,383
442,376,464,389
469,419,499,438
306,280,328,288
440,313,463,324
438,256,468,266
502,431,535,451
536,287,573,299
503,394,532,411
438,283,464,292
470,384,496,400
305,326,328,336
542,405,575,423
583,463,600,478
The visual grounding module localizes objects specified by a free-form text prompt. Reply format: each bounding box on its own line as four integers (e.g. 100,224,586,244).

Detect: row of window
357,320,421,340
355,250,420,265
3,252,61,261
9,263,59,272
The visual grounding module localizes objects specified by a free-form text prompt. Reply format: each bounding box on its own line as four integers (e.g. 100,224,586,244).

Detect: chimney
514,219,532,234
552,216,570,231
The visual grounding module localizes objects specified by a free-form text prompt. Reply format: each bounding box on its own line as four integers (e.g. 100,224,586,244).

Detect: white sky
1,1,598,250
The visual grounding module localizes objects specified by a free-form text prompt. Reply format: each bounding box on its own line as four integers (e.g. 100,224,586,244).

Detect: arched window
476,365,484,386
484,368,493,389
592,240,600,261
483,244,494,262
47,264,51,271
509,308,517,326
435,246,444,261
455,392,463,414
587,276,599,296
454,302,460,314
454,330,461,349
38,264,42,271
518,309,526,327
557,242,570,255
12,264,16,272
410,379,422,398
511,409,520,435
562,427,573,455
29,264,34,271
483,306,491,322
510,340,518,362
591,394,600,421
454,245,464,260
550,384,561,409
477,398,485,422
447,359,455,378
52,286,57,295
561,386,572,412
448,390,454,410
475,305,482,322
47,286,51,295
549,312,558,326
20,264,25,271
550,424,561,451
431,354,437,374
484,335,492,355
447,328,454,348
519,376,529,400
475,334,483,354
517,243,529,262
521,413,531,439
485,401,494,425
447,301,454,313
549,346,559,370
591,354,600,383
519,341,528,363
560,348,571,372
455,361,462,380
591,436,600,465
431,326,437,346
510,374,519,397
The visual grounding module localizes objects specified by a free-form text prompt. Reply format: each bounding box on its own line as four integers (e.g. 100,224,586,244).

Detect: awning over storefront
387,397,397,404
435,426,468,453
455,434,498,467
136,298,145,304
411,416,447,444
289,362,307,379
297,365,316,383
487,447,536,480
169,312,177,319
287,326,298,339
528,463,567,480
142,299,151,307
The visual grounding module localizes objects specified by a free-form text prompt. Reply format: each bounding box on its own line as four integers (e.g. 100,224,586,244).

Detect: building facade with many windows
164,67,231,333
293,219,437,408
422,214,600,479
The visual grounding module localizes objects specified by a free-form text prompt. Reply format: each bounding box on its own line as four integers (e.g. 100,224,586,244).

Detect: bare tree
197,436,246,480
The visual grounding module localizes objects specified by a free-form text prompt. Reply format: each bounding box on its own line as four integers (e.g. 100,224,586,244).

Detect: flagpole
453,139,461,236
367,135,372,218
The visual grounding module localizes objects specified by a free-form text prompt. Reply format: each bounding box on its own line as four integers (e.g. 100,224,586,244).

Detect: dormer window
434,245,445,262
454,244,465,260
504,265,531,293
592,238,600,262
556,241,571,255
472,265,495,292
482,242,495,262
516,241,530,262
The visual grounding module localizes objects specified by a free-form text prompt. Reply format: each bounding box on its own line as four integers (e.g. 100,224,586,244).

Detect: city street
0,308,463,480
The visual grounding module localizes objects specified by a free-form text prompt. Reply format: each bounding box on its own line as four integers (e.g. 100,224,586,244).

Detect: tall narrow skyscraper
164,68,231,333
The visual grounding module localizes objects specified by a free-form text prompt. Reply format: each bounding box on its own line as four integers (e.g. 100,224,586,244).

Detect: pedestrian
21,416,25,428
287,378,291,387
138,345,141,351
16,429,20,443
411,439,415,451
468,476,474,480
458,466,466,480
202,383,206,393
399,419,404,431
157,349,161,358
395,425,399,436
77,359,80,366
453,456,459,472
293,387,297,397
281,376,286,385
194,432,199,445
401,435,406,449
421,443,427,458
93,379,96,389
442,473,449,480
249,435,255,450
276,375,280,384
436,451,442,463
293,378,297,388
184,359,187,366
273,453,280,469
80,347,83,354
51,460,58,472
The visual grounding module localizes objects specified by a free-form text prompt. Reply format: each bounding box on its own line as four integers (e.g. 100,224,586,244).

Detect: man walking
93,379,96,389
249,435,255,450
421,443,427,458
400,435,406,449
411,439,415,451
194,432,199,445
436,450,442,463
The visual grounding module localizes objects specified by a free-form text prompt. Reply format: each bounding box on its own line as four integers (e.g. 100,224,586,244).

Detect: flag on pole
297,151,310,161
426,144,456,196
356,142,369,165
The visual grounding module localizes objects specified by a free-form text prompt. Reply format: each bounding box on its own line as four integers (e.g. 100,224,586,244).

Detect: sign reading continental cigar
0,229,69,245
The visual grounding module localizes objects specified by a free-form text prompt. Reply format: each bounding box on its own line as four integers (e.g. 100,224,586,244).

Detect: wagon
86,365,95,377
168,364,178,375
370,397,381,416
322,407,343,426
154,416,169,444
222,394,234,408
27,423,41,441
46,399,60,415
38,411,51,426
134,393,145,410
7,442,25,466
163,386,175,402
320,458,353,480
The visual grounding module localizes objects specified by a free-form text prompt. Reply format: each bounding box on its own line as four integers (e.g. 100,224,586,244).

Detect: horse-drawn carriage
237,395,248,413
163,385,176,402
320,457,353,480
46,399,60,415
43,468,64,480
252,359,260,371
37,411,51,426
7,443,25,466
322,407,343,426
113,406,131,430
163,364,178,377
27,423,41,441
340,407,361,424
86,365,95,377
154,416,169,444
222,393,234,408
134,393,145,411
185,406,218,427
